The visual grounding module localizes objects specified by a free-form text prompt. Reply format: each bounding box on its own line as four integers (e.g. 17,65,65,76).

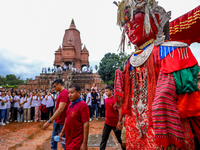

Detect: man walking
91,89,98,120
41,79,70,150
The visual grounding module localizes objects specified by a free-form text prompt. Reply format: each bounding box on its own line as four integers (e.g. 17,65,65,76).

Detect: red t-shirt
65,100,89,149
55,89,70,125
105,96,119,127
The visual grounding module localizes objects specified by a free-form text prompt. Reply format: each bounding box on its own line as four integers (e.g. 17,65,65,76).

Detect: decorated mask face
124,12,156,47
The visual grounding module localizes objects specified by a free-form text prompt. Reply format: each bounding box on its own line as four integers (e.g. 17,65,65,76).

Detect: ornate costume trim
131,63,148,138
136,39,154,50
161,41,188,47
130,43,154,67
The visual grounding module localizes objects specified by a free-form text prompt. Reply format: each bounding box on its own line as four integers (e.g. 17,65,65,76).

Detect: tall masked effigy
114,0,200,149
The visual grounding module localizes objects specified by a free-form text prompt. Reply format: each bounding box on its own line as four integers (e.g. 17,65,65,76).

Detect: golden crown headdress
114,0,171,46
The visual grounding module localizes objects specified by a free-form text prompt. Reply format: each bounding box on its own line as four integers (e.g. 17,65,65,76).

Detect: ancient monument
18,19,106,91
54,19,89,69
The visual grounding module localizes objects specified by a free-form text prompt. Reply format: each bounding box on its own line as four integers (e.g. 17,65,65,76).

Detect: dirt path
0,120,121,150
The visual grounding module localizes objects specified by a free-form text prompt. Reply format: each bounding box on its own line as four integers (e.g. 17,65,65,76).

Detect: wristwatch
48,119,52,123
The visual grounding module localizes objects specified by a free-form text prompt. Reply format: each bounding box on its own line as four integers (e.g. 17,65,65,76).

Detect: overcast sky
0,0,200,79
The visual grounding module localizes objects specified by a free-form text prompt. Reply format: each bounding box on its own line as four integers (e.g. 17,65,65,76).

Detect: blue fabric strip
160,46,177,60
69,97,82,108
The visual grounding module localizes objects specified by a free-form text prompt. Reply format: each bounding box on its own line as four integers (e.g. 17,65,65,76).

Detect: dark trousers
14,107,18,121
100,123,125,150
91,104,98,118
11,107,14,121
46,106,54,119
41,105,46,120
31,107,35,120
88,106,92,118
100,105,105,118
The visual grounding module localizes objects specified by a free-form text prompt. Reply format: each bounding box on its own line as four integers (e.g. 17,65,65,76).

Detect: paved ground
0,119,121,150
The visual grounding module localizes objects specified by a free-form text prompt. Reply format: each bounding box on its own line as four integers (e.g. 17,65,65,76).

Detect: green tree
5,74,24,85
117,52,130,71
98,52,129,86
0,75,7,86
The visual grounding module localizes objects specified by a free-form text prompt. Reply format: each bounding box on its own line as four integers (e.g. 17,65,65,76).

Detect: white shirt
101,96,104,105
23,97,31,109
46,95,54,108
19,97,25,108
54,94,58,108
14,95,20,108
6,95,11,109
0,96,7,109
31,95,37,107
41,97,47,105
97,93,100,99
35,97,42,107
103,93,108,100
86,93,92,106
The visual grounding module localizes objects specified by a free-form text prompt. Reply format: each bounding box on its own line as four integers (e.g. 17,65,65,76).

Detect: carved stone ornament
130,44,154,67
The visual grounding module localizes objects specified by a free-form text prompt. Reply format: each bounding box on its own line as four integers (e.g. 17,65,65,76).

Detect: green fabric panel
173,65,199,94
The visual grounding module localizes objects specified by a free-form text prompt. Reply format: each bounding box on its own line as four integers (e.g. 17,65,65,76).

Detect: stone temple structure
18,19,107,91
54,19,89,69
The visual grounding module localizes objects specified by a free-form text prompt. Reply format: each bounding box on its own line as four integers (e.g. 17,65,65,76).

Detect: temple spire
70,18,76,29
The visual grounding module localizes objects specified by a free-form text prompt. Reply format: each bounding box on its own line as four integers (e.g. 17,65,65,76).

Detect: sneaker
6,121,9,124
27,120,31,122
89,118,92,122
96,118,98,121
34,120,37,122
24,120,27,123
14,120,17,122
1,123,6,126
30,120,33,122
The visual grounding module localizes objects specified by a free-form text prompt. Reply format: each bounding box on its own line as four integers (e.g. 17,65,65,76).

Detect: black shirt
91,92,98,104
81,92,86,102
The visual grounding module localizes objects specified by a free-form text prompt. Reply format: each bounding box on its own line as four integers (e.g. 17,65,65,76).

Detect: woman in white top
45,91,54,119
34,92,42,122
100,91,105,119
13,91,20,122
0,90,8,126
41,92,47,121
5,91,12,124
23,92,31,122
18,91,26,122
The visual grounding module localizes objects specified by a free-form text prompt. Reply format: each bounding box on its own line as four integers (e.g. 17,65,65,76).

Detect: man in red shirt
41,79,70,150
59,83,89,150
100,85,125,150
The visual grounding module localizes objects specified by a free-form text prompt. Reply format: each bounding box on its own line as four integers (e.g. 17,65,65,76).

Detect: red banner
170,5,200,45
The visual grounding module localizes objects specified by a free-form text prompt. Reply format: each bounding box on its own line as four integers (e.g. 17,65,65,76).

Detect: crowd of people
42,64,94,74
0,87,59,125
0,80,126,150
0,83,108,126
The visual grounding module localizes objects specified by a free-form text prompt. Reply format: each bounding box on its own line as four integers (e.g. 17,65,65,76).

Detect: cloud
190,43,200,64
0,48,52,79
